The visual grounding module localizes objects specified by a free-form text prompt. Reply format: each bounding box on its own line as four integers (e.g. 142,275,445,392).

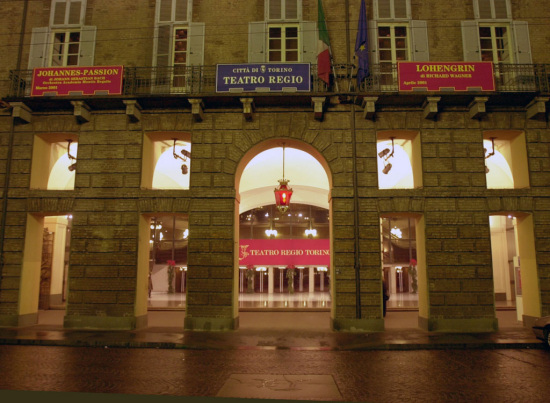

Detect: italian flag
317,0,331,85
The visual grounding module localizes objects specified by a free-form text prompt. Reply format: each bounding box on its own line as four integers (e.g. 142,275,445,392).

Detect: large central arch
234,138,333,320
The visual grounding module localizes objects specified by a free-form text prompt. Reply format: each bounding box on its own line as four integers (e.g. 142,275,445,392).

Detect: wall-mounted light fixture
172,138,191,175
378,137,395,175
484,137,496,173
66,139,77,171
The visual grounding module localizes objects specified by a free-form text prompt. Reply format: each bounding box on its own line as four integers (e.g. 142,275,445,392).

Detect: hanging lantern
274,144,293,214
274,179,293,214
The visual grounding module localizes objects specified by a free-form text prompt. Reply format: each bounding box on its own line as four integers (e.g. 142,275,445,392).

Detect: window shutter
68,1,82,24
476,0,492,19
512,21,532,64
368,20,379,64
78,25,96,66
410,20,429,61
300,21,317,64
175,0,189,22
188,22,205,66
377,0,391,19
248,22,267,62
159,0,172,22
461,20,481,61
394,0,408,19
494,0,509,19
268,0,282,20
154,25,172,67
53,1,67,25
285,0,298,20
28,27,50,69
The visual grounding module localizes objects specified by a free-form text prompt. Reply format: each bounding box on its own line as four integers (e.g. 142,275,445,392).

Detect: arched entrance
235,140,333,323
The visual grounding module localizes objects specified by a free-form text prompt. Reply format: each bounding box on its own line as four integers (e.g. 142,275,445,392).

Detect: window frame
265,0,302,22
50,0,87,27
478,23,514,63
48,29,81,67
156,0,193,24
267,23,300,62
474,0,512,20
374,0,411,21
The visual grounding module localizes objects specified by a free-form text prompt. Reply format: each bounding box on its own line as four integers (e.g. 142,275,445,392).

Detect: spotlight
382,163,392,175
66,139,77,172
181,164,188,175
378,148,390,158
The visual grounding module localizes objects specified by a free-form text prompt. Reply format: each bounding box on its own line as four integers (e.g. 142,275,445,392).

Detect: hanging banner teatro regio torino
398,62,495,92
216,63,311,92
30,66,124,96
239,239,330,266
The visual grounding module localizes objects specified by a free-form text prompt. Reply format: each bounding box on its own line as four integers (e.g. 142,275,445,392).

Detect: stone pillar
309,267,315,293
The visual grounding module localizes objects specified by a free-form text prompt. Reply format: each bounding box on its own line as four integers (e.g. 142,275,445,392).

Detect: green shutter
512,21,532,64
79,26,96,66
28,27,50,69
411,20,429,61
461,20,481,61
188,22,205,66
249,22,267,62
300,21,317,64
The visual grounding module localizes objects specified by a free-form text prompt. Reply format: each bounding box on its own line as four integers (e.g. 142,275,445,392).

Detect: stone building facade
0,0,549,332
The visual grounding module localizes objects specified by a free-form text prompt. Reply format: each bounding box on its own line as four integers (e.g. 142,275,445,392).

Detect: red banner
238,239,330,266
31,66,124,96
398,62,495,92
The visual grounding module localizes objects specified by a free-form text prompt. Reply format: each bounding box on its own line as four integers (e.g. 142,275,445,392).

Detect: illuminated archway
235,139,333,317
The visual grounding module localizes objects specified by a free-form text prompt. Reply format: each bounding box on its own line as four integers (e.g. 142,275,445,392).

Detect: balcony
6,64,550,112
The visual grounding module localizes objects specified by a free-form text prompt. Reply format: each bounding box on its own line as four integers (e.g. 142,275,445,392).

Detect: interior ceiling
239,147,329,213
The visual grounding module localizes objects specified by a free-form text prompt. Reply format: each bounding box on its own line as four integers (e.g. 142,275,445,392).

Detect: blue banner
216,63,311,92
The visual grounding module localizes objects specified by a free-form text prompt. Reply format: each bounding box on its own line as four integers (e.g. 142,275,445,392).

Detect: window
50,0,85,26
50,31,80,66
377,24,410,86
31,134,78,190
374,0,411,20
249,0,316,64
268,25,299,62
462,1,532,64
153,0,204,92
474,0,511,20
28,0,95,69
142,132,191,190
266,0,300,21
377,131,422,189
369,0,429,78
479,25,512,63
484,131,529,189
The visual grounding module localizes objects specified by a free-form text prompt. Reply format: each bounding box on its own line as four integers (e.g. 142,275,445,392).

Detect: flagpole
328,46,339,92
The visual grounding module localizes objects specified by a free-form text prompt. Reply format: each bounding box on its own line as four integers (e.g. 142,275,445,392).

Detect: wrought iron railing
7,64,550,98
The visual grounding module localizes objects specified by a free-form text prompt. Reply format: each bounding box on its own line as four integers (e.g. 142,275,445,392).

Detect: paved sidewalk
0,310,544,351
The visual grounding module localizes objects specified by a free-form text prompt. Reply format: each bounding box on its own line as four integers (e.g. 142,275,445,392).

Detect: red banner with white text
398,62,495,91
238,239,330,266
31,66,124,96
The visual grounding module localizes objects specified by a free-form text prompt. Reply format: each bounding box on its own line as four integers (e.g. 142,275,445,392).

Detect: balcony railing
8,63,550,98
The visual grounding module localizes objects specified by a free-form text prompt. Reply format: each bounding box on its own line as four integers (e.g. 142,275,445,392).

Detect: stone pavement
0,310,545,351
